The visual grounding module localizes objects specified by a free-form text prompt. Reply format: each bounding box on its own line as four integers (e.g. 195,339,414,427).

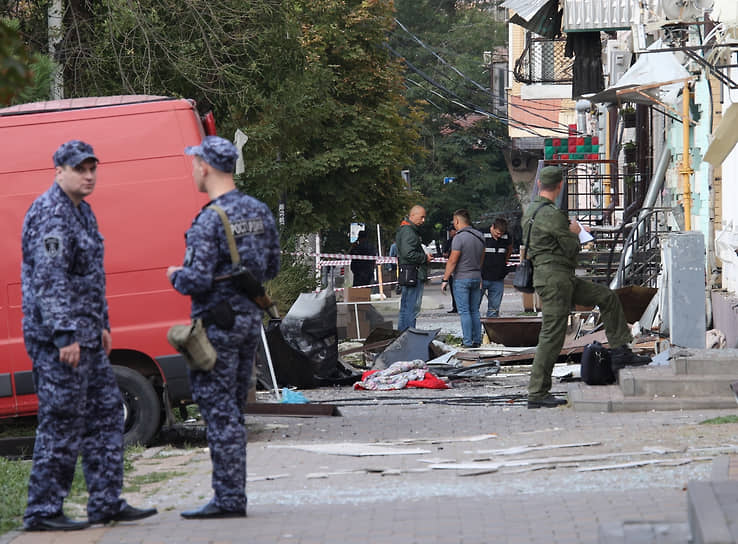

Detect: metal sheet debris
268,443,432,456
469,442,601,456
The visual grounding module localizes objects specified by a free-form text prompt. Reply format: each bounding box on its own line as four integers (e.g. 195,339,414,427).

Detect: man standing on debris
167,136,281,518
523,166,649,409
441,209,485,347
396,205,432,330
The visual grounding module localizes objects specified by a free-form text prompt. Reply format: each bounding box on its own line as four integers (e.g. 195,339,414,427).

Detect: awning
588,40,690,106
704,103,738,166
501,0,554,22
503,0,562,38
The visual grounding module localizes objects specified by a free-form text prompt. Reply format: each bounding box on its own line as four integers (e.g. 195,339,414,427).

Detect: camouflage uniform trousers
23,340,126,526
189,311,261,512
528,268,632,400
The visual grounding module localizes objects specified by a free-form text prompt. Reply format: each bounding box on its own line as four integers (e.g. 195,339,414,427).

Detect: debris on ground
353,360,449,390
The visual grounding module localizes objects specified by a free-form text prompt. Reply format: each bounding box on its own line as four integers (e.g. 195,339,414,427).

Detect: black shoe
447,309,457,314
610,345,651,371
25,514,90,532
527,394,568,409
93,505,158,524
472,342,481,348
181,501,246,519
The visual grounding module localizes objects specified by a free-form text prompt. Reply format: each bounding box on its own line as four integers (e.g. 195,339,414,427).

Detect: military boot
610,345,651,373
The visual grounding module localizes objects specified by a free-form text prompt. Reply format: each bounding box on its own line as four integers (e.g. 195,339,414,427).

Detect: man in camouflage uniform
523,166,649,409
167,136,280,519
21,140,157,531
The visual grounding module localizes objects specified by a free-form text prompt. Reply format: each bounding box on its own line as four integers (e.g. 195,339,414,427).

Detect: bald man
395,205,432,330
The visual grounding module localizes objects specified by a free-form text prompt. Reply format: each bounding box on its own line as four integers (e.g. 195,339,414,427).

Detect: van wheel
113,365,161,447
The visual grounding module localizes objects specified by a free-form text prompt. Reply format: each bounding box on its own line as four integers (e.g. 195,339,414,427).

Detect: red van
0,95,214,445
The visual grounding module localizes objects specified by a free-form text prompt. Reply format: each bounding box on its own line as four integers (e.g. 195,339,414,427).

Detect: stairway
568,348,738,412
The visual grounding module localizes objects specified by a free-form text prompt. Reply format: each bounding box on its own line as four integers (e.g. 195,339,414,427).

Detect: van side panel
0,100,204,417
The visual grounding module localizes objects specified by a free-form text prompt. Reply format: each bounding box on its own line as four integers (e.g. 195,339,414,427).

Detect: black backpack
581,341,615,385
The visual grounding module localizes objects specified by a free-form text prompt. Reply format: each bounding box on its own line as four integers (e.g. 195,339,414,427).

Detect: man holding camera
167,136,280,518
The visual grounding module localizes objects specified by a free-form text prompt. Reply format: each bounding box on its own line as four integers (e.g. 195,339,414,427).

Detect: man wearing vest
481,217,513,318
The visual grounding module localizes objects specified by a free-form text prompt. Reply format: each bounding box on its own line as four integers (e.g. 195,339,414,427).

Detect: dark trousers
24,340,126,525
189,312,260,512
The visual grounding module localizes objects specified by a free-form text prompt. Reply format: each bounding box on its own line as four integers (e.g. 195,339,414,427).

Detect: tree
0,18,34,105
240,0,425,234
389,0,516,242
6,0,423,236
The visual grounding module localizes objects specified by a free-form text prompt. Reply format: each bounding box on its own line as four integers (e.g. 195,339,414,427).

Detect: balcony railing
513,36,573,85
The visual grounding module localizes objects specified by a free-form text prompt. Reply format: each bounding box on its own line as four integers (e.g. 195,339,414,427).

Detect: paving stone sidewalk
4,381,737,544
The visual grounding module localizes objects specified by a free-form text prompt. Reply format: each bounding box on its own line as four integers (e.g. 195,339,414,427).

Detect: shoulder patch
231,218,264,237
43,236,61,258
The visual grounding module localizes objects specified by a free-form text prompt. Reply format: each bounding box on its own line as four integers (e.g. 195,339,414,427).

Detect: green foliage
5,0,512,239
5,0,422,236
239,0,424,233
0,18,34,105
265,252,319,315
0,457,30,534
700,415,738,425
390,1,517,235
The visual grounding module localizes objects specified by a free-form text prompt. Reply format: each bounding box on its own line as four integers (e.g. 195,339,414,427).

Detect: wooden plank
244,403,340,417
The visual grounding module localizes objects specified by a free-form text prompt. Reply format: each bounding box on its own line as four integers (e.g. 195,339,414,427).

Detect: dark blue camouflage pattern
23,340,126,524
170,188,280,512
185,136,239,173
52,139,99,168
22,182,110,347
21,181,127,526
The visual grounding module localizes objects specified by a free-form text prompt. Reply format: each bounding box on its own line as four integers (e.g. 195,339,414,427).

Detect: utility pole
48,0,63,99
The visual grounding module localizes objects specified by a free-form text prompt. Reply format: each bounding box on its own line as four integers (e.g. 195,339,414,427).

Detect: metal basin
481,317,542,347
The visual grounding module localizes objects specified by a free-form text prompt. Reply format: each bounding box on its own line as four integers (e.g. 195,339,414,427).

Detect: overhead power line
391,18,572,135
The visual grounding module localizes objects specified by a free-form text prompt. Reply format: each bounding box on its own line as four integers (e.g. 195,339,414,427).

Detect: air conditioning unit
510,151,530,171
607,41,631,86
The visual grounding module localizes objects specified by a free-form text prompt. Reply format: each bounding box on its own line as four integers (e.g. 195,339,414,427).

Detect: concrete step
598,521,690,544
619,365,738,398
567,382,737,412
688,480,738,544
671,348,738,376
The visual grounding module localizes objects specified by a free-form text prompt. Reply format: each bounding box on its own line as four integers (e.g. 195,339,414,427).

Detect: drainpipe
681,83,693,230
575,99,591,134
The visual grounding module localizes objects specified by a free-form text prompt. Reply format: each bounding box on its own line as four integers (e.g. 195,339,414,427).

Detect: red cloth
355,369,449,390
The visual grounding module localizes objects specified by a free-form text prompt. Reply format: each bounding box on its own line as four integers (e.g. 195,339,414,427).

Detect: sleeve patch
231,219,264,237
43,236,62,258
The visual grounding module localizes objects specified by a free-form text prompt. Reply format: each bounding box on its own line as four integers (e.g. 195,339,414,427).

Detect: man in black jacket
349,230,376,287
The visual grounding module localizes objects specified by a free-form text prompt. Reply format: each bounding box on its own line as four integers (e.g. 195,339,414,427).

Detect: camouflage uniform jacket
22,182,110,347
522,195,579,275
171,189,280,318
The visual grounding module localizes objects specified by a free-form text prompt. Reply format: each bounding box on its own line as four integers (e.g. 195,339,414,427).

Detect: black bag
398,264,418,287
581,341,615,385
513,201,550,294
512,259,534,293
